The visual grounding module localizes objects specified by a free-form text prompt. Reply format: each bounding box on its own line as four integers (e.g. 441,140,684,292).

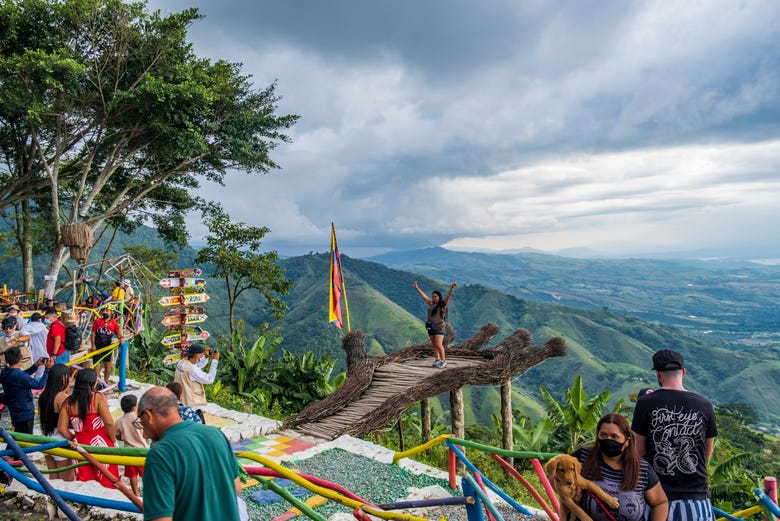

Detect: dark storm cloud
151,0,780,257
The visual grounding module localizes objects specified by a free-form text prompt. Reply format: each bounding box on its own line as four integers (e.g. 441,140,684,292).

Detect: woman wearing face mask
571,413,668,521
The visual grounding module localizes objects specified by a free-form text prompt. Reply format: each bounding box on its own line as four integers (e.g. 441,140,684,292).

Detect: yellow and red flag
328,223,350,331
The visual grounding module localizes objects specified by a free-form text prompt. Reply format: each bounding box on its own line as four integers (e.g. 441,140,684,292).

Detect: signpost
158,293,210,306
158,268,210,359
158,277,205,288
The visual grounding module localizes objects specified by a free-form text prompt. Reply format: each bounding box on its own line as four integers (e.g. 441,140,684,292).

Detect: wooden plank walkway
295,355,485,439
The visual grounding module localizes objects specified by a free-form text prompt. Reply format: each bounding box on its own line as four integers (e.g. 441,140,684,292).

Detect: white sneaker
432,359,441,367
439,360,447,368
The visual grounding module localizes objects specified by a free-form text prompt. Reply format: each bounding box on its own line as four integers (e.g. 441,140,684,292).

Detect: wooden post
71,270,77,310
500,378,514,468
397,419,405,452
451,387,465,474
421,398,431,443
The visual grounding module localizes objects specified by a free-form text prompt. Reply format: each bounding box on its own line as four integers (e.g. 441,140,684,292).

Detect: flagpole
338,247,351,333
331,223,351,332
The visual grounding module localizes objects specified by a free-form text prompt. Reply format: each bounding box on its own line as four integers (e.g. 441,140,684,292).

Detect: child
114,394,148,496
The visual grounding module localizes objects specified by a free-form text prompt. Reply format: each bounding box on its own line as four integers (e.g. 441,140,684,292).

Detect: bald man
138,387,241,521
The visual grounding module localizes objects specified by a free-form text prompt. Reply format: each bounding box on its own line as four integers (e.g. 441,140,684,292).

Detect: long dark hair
431,290,446,319
38,364,71,436
581,413,640,491
66,368,98,422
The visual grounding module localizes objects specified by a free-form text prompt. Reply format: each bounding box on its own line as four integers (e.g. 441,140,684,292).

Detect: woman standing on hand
414,281,457,368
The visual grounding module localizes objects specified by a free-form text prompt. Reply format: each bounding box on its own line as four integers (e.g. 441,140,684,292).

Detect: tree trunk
450,387,465,474
228,277,235,336
18,200,35,293
501,378,514,469
44,246,67,299
421,398,431,443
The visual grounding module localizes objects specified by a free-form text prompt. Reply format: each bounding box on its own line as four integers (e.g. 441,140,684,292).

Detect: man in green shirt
137,386,241,521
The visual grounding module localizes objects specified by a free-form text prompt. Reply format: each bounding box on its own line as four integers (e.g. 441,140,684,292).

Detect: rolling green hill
369,247,780,347
253,254,779,431
3,227,777,431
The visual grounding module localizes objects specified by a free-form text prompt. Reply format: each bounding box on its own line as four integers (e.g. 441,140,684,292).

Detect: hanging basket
61,223,93,262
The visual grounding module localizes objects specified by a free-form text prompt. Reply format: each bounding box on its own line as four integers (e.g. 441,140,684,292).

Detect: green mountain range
369,247,780,347
2,225,777,431
256,253,779,431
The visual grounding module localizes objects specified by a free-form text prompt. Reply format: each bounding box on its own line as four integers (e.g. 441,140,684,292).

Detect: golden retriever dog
545,453,620,521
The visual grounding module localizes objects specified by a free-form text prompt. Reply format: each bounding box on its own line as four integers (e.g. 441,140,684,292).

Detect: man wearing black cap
172,343,219,409
0,317,32,369
631,349,718,521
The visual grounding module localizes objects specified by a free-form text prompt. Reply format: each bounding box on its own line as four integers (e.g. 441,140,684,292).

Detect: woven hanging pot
61,223,93,262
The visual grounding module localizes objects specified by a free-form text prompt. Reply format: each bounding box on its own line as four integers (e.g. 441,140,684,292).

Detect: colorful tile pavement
232,434,316,462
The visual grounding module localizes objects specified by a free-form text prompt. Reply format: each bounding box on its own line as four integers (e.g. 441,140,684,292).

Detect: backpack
64,325,82,351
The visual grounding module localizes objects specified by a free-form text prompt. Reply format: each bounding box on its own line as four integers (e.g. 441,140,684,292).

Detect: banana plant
492,413,555,453
540,376,620,453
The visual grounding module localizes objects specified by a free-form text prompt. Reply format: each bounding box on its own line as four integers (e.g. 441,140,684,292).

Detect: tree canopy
0,0,298,294
195,205,293,334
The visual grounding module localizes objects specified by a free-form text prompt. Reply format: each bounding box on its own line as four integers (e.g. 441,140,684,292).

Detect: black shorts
425,321,445,336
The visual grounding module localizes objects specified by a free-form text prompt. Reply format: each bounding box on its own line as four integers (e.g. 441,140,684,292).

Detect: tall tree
195,206,293,334
0,0,298,296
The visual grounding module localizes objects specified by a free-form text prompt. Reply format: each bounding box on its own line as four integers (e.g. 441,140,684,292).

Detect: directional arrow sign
163,353,182,366
161,333,182,346
159,293,210,306
184,327,210,340
164,305,206,316
160,313,208,327
158,277,205,288
182,293,209,304
167,268,203,278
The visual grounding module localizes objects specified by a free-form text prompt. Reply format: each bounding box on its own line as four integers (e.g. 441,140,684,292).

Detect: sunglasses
132,410,148,430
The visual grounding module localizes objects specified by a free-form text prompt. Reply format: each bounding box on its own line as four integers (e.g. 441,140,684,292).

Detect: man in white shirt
22,312,49,377
172,343,219,409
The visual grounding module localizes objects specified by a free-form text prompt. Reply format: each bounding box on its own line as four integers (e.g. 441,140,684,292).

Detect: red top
46,319,66,356
91,317,120,336
67,395,117,488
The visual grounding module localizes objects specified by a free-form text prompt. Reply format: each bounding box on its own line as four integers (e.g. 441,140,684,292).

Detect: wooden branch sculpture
285,324,566,439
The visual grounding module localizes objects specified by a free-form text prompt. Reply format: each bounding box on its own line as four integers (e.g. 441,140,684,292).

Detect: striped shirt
572,446,660,521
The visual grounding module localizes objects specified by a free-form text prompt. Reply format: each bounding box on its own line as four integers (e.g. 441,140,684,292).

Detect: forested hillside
3,227,777,430
256,254,778,430
370,247,780,346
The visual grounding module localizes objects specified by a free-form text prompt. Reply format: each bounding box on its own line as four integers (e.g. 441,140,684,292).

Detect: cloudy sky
152,0,780,259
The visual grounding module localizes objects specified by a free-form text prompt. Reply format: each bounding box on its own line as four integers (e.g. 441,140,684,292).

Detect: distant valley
369,247,780,347
3,227,778,432
258,253,780,432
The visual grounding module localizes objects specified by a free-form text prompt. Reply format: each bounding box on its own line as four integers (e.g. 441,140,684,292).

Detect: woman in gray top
413,280,457,368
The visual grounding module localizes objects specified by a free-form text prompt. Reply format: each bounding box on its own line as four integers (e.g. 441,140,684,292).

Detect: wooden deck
295,355,484,439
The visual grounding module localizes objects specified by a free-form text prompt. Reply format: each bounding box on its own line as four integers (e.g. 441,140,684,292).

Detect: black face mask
598,438,625,458
101,314,109,320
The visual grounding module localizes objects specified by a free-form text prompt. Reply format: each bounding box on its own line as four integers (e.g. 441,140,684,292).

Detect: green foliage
541,376,619,453
219,320,281,398
216,319,345,415
709,438,762,515
0,0,298,295
128,304,174,385
270,350,346,413
496,413,554,453
195,206,293,333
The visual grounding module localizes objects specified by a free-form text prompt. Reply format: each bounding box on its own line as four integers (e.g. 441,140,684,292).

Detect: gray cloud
151,0,780,258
